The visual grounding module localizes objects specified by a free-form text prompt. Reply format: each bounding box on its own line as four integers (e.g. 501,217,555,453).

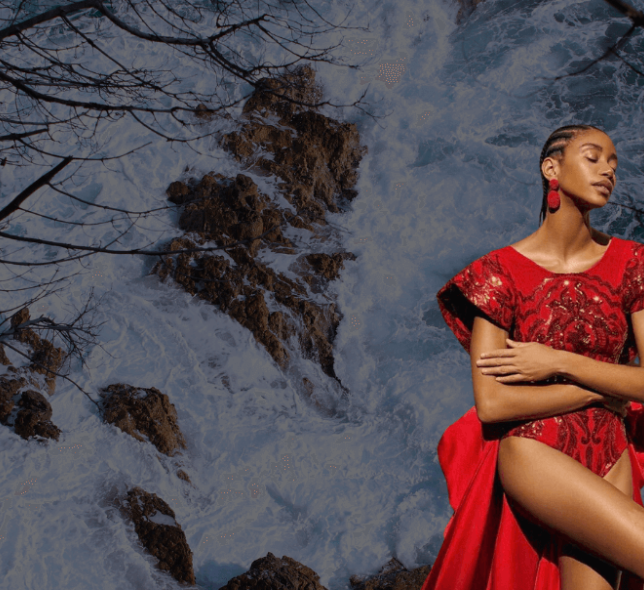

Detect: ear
541,156,560,181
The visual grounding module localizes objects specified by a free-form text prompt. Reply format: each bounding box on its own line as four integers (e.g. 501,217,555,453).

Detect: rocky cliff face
0,306,67,441
0,63,438,589
151,65,365,395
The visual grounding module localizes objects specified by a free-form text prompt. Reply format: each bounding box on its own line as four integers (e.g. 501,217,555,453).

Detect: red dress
420,236,644,590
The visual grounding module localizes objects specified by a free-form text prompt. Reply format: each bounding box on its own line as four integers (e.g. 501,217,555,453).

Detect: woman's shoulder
447,246,513,287
616,236,644,254
454,246,508,270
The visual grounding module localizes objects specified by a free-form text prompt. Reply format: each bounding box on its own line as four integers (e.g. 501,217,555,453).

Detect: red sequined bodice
436,236,644,477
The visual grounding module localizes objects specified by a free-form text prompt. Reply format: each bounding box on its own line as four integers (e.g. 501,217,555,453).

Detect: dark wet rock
117,486,196,586
349,557,431,590
9,306,66,396
0,375,27,424
99,383,187,457
0,307,65,441
240,65,324,122
194,103,216,121
220,551,327,590
305,253,356,281
221,109,365,215
13,389,61,441
9,307,29,330
301,252,357,293
173,173,294,259
0,344,10,366
151,65,365,386
176,469,192,484
28,338,66,396
455,0,487,24
16,388,52,421
166,180,192,205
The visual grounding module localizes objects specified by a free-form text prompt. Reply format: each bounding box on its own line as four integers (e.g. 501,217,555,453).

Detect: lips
594,180,612,192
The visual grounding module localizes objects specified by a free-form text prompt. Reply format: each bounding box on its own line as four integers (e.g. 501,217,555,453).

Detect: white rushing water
0,0,643,587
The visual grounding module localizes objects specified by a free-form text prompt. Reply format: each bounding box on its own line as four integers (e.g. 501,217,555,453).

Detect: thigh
559,449,632,590
497,437,644,579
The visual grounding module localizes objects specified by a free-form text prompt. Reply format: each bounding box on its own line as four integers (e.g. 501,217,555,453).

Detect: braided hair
538,124,605,226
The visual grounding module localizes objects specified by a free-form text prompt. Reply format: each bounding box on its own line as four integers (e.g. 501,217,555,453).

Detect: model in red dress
419,125,644,590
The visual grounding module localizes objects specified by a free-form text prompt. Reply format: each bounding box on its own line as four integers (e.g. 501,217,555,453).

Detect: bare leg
497,436,644,581
559,542,620,590
559,448,633,590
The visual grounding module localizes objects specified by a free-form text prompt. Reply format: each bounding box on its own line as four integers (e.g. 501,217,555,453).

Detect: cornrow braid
538,124,605,226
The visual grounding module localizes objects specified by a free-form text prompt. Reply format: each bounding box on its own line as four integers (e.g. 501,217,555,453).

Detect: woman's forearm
556,351,644,403
480,381,602,424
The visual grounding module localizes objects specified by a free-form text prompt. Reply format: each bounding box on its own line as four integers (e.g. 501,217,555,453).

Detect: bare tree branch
0,289,111,411
0,208,301,258
0,156,73,222
602,0,644,26
544,23,637,82
0,0,380,413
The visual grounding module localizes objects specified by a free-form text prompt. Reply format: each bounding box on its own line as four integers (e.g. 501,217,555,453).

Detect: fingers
479,349,515,359
495,374,528,383
479,363,517,375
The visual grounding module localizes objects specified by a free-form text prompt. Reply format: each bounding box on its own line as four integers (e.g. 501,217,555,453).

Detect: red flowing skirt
419,403,644,590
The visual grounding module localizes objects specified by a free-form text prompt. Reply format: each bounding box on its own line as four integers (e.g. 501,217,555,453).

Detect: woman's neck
537,208,607,259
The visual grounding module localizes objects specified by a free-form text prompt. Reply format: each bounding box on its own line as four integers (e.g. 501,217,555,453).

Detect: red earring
547,178,560,210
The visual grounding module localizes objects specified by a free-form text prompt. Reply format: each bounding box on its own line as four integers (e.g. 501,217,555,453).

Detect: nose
602,169,615,186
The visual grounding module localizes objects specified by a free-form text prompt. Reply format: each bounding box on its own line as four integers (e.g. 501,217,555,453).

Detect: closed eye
586,157,617,173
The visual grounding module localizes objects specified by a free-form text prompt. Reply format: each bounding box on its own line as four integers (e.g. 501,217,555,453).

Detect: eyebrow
579,142,618,164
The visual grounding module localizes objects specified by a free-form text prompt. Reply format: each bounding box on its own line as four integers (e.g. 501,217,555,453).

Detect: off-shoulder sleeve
623,241,644,315
436,251,514,353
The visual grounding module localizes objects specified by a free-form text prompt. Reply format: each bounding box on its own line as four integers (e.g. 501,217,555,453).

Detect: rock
240,65,324,122
99,383,187,457
166,181,192,205
0,307,65,440
304,252,356,281
349,557,431,590
0,375,26,424
194,103,216,120
29,339,66,396
220,106,365,215
220,551,327,590
151,65,365,386
176,469,192,484
0,344,10,366
301,252,357,293
13,389,61,441
454,0,488,24
10,307,29,330
117,486,196,586
9,306,66,396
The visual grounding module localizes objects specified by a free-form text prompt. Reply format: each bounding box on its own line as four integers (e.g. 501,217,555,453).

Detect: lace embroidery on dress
624,241,644,315
437,240,635,479
436,251,514,353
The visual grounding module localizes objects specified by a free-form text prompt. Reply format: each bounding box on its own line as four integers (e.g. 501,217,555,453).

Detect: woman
419,125,644,590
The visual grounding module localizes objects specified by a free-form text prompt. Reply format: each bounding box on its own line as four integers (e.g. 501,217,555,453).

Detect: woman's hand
475,338,562,383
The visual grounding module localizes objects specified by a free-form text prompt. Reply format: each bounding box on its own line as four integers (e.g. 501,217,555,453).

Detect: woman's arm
471,315,605,424
477,309,644,405
555,307,644,400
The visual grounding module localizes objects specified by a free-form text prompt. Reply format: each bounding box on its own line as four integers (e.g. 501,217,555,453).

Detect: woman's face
547,129,618,211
